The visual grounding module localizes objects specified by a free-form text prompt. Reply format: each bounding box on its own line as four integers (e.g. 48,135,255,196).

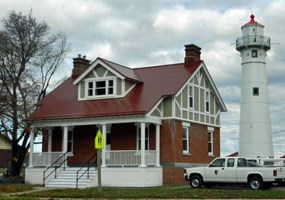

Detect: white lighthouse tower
236,14,274,158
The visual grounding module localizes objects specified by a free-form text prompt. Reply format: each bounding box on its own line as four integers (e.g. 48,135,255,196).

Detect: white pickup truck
184,157,285,190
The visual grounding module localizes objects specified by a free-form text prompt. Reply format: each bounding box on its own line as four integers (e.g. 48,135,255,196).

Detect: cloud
0,0,284,157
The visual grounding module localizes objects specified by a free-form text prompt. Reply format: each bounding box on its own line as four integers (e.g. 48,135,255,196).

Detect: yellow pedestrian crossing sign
95,129,104,149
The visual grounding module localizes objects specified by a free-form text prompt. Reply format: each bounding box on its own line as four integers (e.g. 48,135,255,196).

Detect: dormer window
86,78,115,98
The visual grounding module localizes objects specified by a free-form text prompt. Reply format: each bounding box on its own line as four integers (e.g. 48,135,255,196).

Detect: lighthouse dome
236,14,270,51
242,14,264,27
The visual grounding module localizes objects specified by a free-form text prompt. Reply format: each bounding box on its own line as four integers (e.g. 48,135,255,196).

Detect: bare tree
0,10,70,176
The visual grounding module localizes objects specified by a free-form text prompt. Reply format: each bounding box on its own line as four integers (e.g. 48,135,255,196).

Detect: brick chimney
72,54,90,79
184,44,201,66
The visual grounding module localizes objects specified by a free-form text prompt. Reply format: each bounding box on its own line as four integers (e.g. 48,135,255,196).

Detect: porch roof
27,60,202,121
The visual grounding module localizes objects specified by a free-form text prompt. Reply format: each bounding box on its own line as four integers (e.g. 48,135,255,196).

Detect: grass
0,184,284,199
0,184,35,200
16,186,285,199
0,184,34,194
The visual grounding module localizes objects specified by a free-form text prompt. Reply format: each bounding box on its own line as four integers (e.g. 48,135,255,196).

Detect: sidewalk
3,186,58,197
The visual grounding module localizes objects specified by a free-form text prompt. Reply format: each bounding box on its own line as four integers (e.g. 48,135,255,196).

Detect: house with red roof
25,44,227,188
0,135,12,168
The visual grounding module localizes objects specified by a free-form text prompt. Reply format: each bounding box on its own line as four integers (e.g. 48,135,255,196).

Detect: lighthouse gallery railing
236,35,270,50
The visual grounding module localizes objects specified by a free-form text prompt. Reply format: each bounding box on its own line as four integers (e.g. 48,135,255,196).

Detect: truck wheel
248,176,263,190
190,175,203,188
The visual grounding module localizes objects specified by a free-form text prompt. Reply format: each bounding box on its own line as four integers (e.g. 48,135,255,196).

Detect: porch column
62,126,68,153
62,126,68,167
101,124,107,167
48,128,53,165
155,124,161,167
140,122,146,167
29,127,35,167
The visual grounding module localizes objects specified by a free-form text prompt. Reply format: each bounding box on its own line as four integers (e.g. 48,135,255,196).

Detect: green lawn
1,185,285,199
0,184,285,199
0,184,33,193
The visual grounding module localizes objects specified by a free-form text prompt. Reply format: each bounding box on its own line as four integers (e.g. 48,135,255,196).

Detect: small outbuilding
0,135,12,169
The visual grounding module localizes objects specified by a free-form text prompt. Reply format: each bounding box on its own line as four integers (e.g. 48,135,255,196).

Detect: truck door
205,158,226,182
225,158,237,182
236,158,249,183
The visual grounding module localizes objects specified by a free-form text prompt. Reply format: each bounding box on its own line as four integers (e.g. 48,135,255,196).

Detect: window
189,85,194,109
253,87,259,96
183,127,189,153
86,79,115,98
227,158,235,167
67,130,73,153
108,80,114,94
252,49,258,58
88,82,94,96
95,81,106,95
238,158,247,167
205,91,210,113
106,133,111,145
209,158,225,167
208,131,213,155
137,127,149,150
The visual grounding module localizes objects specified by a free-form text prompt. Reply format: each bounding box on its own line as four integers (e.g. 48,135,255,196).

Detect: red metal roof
99,58,142,82
242,14,263,27
248,14,257,25
27,60,202,121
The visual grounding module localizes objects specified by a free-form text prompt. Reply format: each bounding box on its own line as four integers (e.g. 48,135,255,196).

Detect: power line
272,130,285,135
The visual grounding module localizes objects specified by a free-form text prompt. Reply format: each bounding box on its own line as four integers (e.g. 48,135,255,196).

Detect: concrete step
45,167,97,188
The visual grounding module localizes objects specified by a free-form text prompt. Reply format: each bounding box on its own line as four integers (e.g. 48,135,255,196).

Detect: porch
25,150,162,188
25,121,163,187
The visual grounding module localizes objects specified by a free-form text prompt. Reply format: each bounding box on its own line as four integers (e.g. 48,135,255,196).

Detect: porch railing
105,150,157,166
43,152,69,185
76,153,97,188
32,152,65,166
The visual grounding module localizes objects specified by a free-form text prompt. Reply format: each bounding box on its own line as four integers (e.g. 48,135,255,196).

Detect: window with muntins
208,131,213,155
189,85,194,109
183,127,189,153
86,79,115,98
67,130,73,153
205,91,210,113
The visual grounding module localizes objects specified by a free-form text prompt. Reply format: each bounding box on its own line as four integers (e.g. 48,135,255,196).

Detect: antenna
270,43,280,45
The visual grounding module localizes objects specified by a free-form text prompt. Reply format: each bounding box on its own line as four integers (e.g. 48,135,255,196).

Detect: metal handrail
236,35,271,50
76,153,97,188
43,152,69,185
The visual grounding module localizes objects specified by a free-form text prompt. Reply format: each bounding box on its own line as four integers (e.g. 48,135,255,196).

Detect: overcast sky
1,0,284,157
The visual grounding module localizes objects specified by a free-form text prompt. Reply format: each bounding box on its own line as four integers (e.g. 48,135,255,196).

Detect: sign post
95,129,104,193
